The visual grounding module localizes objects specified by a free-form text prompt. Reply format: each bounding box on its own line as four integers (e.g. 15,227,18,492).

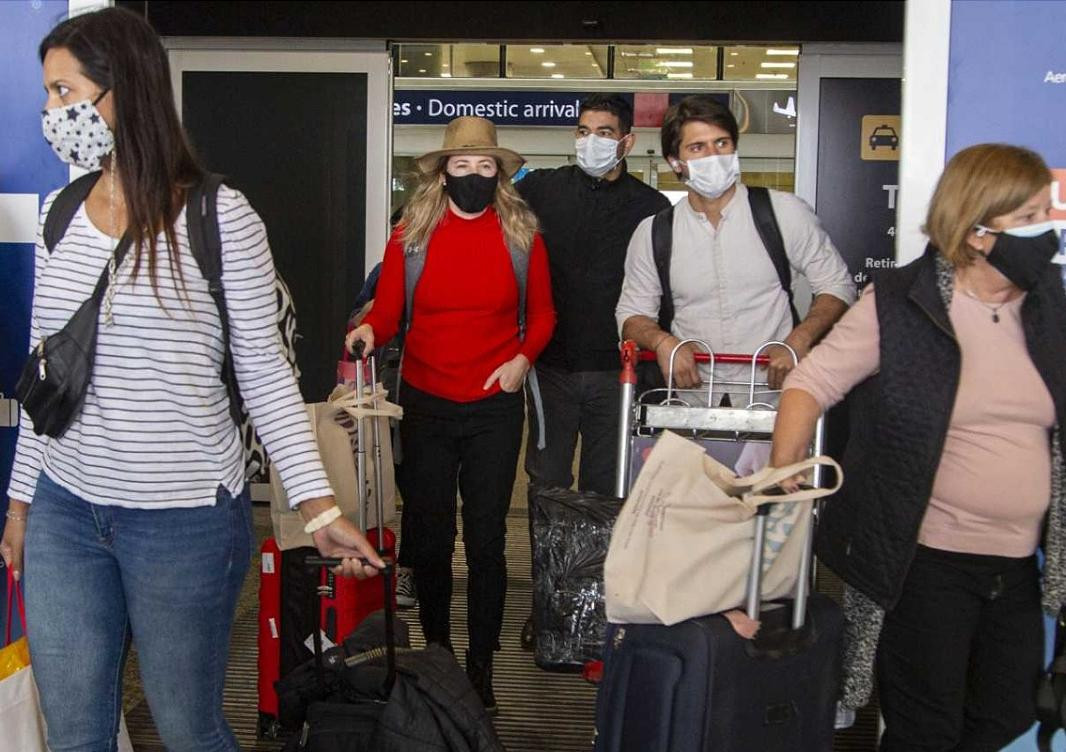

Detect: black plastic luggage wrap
530,486,623,671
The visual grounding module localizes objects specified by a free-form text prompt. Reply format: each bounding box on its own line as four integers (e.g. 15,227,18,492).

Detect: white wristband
303,505,342,534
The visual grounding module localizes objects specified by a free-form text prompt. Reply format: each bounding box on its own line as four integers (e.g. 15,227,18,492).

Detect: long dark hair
40,7,204,294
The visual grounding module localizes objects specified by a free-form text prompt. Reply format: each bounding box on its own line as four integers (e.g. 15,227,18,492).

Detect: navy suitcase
594,506,844,752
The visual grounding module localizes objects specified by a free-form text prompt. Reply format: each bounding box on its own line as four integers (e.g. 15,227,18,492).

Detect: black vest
816,247,1066,609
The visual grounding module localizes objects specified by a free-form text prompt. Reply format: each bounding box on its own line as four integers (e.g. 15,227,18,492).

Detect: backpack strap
43,171,103,254
650,205,675,334
401,243,426,338
747,186,800,327
185,172,243,427
506,241,547,450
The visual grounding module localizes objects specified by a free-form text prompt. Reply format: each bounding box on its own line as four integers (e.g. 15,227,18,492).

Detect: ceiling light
659,61,693,68
761,62,796,69
726,64,735,68
766,48,800,56
440,73,452,78
400,59,408,63
530,47,545,54
730,52,739,56
756,73,789,79
541,61,556,68
423,52,432,57
418,68,427,73
667,73,694,80
656,47,693,55
585,51,592,56
551,73,565,79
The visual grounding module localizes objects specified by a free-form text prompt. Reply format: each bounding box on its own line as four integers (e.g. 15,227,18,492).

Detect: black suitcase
594,505,844,752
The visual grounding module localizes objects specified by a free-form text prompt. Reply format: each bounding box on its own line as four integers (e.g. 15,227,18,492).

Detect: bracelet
5,511,27,523
303,506,342,535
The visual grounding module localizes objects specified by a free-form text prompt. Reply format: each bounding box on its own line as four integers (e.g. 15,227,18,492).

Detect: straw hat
415,116,526,177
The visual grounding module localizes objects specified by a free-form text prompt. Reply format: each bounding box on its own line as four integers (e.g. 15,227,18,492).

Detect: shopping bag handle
4,567,26,646
738,455,843,510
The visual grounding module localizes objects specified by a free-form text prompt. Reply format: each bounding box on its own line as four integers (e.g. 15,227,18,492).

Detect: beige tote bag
270,384,401,550
604,430,842,626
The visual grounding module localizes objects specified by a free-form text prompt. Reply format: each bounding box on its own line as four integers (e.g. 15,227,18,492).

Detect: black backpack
639,186,797,394
650,185,799,334
42,171,300,480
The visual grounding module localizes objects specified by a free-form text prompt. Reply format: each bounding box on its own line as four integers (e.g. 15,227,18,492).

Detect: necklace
103,163,119,326
959,286,1008,323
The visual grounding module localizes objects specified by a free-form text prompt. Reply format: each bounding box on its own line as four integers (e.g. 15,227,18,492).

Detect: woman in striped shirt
0,8,382,751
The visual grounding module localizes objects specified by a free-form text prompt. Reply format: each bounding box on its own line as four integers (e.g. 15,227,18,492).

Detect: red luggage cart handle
620,340,771,386
635,351,770,365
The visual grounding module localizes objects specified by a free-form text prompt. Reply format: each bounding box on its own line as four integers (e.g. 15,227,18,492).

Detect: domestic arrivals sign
394,89,729,127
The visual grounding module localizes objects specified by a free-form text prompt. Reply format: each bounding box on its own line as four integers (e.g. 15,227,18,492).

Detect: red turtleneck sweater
364,208,555,402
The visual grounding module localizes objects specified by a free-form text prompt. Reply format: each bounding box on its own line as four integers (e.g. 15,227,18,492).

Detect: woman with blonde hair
770,143,1065,749
346,116,555,713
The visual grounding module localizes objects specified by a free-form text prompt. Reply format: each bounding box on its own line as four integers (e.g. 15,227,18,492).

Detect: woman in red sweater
346,117,554,712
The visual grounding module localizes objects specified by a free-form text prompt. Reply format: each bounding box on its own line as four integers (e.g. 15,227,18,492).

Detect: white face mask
1000,220,1057,239
576,134,623,178
41,93,115,172
676,152,740,200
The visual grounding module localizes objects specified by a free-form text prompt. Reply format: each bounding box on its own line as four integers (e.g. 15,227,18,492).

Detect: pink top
785,284,1055,557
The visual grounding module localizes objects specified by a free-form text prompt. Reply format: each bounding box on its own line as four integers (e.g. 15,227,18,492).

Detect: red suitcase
257,353,397,739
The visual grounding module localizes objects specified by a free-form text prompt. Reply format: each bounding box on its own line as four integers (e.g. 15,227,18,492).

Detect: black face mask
984,229,1059,291
444,173,498,214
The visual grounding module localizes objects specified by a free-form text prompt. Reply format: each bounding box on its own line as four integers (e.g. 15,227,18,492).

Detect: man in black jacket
517,94,670,648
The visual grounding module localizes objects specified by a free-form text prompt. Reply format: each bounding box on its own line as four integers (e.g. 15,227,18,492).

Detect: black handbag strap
41,168,132,303
44,171,102,254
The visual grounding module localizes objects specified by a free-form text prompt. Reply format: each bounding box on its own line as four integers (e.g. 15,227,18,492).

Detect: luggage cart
614,338,828,630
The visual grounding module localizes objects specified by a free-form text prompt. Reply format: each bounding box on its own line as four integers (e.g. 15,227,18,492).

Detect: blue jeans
23,473,253,752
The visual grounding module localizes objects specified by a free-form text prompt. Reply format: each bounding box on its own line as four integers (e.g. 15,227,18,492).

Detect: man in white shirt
616,95,855,408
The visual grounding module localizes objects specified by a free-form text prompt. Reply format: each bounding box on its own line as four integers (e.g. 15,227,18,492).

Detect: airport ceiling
118,1,904,44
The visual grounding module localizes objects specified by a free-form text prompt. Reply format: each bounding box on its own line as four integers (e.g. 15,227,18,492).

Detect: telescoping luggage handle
616,340,825,631
307,343,397,691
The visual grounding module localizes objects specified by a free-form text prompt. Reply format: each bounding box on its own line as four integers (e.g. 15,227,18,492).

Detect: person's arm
485,234,556,393
347,233,406,355
5,194,58,509
219,188,382,577
518,233,556,363
2,194,62,580
769,287,881,484
616,217,702,388
514,169,541,203
767,293,851,388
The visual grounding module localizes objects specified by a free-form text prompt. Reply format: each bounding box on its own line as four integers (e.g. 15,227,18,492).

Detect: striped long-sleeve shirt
7,184,332,509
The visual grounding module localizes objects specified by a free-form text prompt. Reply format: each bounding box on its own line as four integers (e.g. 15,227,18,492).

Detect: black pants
524,364,620,498
877,545,1043,751
395,382,523,658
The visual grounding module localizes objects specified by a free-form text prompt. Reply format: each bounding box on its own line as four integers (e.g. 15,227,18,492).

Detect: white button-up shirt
616,183,855,403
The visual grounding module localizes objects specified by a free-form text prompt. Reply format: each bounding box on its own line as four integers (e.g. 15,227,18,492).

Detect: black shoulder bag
15,174,131,439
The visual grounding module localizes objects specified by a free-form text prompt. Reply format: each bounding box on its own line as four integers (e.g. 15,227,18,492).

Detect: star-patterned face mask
41,90,114,171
